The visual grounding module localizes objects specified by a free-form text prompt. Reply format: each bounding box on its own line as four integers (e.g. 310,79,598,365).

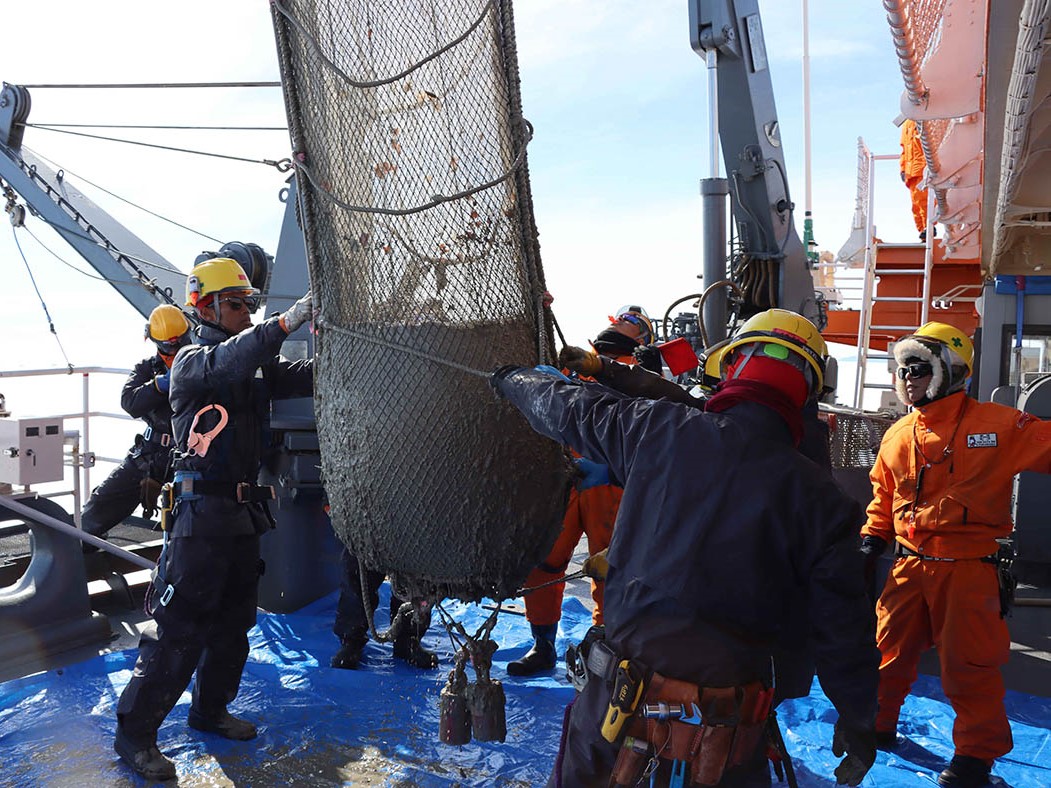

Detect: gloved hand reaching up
558,345,602,377
154,373,170,393
832,720,876,786
280,290,314,334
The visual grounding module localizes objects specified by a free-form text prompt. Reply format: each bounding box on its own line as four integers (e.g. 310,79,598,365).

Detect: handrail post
81,372,91,497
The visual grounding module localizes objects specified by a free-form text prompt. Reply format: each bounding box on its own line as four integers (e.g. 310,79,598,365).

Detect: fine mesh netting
827,410,897,470
272,0,570,601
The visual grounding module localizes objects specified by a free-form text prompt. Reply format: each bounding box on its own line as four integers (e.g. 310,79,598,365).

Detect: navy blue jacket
120,355,176,477
169,318,313,536
497,368,878,732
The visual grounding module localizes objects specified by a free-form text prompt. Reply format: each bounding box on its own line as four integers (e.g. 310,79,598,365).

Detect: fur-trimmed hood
892,336,966,406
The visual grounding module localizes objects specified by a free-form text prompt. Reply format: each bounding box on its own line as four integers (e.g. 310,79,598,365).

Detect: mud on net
272,0,569,601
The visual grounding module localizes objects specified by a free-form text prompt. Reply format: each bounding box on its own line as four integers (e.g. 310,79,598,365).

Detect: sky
0,0,917,455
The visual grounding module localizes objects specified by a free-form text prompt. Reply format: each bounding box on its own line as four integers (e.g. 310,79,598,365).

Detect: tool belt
609,672,774,788
175,478,276,503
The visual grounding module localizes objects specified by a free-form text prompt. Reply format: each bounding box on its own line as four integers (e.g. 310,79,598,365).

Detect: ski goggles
154,335,190,356
612,312,652,343
896,362,933,380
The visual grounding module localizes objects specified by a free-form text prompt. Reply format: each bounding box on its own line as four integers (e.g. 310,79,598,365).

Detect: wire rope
10,226,75,371
21,224,110,282
21,81,281,89
25,146,224,244
272,0,495,90
29,122,286,131
27,125,292,171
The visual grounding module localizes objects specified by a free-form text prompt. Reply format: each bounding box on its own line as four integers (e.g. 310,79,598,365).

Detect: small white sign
966,433,998,448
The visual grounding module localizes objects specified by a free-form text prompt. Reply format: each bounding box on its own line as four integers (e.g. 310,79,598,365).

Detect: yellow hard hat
909,322,974,374
146,305,190,342
185,257,258,307
700,345,727,389
721,309,827,393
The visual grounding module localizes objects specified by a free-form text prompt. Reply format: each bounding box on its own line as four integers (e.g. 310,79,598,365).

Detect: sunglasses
218,295,259,313
896,362,933,380
616,313,652,340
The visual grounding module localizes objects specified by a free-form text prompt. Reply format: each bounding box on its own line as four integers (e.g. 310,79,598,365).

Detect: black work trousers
116,531,260,745
81,447,167,537
333,545,431,644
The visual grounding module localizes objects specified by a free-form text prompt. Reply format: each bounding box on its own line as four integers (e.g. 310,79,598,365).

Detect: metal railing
0,365,133,502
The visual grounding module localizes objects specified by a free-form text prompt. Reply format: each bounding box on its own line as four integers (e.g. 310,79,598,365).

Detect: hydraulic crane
688,1,822,344
0,83,185,318
0,81,339,613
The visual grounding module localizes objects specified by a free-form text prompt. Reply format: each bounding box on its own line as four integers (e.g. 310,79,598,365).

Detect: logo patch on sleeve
966,433,997,448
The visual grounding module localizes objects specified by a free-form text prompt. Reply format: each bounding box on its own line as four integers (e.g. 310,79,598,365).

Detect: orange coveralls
521,353,634,627
899,119,928,235
862,390,1051,761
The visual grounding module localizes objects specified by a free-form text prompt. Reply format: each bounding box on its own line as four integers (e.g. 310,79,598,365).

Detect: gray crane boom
689,1,819,327
0,82,185,320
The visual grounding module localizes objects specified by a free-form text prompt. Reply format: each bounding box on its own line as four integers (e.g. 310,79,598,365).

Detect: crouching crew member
331,543,438,670
113,257,315,781
862,322,1046,788
492,309,879,787
80,305,190,542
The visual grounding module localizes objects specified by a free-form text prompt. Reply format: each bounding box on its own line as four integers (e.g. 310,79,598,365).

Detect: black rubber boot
187,707,258,741
507,623,557,676
938,755,991,788
114,724,176,781
393,633,439,669
331,637,367,670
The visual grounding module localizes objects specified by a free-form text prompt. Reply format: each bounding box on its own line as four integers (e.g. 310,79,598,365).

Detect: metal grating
827,410,898,470
272,0,570,602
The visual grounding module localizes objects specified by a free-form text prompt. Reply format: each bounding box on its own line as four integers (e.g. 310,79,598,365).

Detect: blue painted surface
1,587,1048,786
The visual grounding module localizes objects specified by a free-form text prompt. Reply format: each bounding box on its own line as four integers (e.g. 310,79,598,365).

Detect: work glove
558,345,602,376
573,456,610,490
633,344,663,374
534,364,572,382
154,372,170,393
489,364,524,397
831,720,876,786
860,535,888,603
280,290,314,334
582,548,609,582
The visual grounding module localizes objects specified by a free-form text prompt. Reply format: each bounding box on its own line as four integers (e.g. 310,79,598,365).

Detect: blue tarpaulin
1,587,1049,786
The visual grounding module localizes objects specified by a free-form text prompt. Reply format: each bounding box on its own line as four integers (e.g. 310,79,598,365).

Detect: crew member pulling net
272,0,569,601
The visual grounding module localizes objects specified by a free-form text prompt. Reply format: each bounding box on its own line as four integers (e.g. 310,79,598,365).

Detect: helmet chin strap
197,300,237,337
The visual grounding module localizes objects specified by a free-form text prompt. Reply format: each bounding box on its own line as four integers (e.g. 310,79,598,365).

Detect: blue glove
573,456,610,490
155,373,170,393
534,364,572,382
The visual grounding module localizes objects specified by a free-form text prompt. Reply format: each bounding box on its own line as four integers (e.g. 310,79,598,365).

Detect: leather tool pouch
689,687,738,786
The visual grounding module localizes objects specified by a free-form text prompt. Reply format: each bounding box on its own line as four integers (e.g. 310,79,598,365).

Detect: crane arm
689,1,819,325
0,83,185,319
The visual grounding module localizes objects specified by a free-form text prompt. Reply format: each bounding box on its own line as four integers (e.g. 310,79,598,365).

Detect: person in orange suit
899,119,930,241
860,322,1050,788
506,306,655,676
